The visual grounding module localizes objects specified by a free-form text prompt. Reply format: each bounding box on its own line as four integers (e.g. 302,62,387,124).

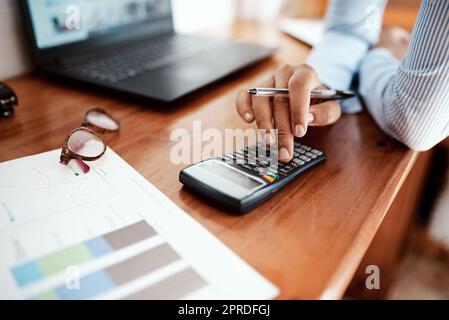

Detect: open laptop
20,0,274,102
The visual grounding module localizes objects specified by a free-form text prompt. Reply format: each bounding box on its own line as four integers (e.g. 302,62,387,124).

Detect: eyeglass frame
60,108,120,165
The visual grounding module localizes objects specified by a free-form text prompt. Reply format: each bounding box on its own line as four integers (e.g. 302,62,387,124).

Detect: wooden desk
0,21,427,299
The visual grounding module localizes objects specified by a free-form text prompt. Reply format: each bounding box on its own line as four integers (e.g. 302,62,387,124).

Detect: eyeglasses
60,108,120,172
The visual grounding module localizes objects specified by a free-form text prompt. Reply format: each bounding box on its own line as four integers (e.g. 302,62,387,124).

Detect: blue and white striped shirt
307,0,449,151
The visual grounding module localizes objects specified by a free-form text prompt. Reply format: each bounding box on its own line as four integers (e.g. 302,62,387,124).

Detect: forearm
360,0,449,151
307,0,388,113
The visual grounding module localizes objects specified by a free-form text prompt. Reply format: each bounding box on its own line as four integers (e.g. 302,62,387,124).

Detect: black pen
247,88,356,100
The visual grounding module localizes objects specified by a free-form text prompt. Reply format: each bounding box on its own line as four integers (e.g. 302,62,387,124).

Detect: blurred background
1,0,447,300
0,0,421,80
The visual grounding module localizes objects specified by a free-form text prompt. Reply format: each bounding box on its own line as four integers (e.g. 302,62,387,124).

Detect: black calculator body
180,141,326,214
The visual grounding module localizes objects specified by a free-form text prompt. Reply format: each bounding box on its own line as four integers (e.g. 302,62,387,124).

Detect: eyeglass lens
67,129,105,158
86,110,119,131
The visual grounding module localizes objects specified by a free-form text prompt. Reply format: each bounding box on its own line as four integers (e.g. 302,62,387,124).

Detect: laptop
20,0,274,102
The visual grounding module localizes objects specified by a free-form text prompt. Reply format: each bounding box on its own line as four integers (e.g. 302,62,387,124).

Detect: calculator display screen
199,161,263,191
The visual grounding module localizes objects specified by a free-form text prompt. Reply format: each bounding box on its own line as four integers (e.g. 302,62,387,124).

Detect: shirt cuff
307,31,370,90
361,47,400,72
340,96,363,114
307,31,373,113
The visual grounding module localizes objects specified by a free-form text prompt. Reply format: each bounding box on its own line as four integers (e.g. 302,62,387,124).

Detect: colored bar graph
85,237,113,257
33,290,58,301
34,243,183,300
106,244,180,285
125,268,208,300
11,261,43,287
37,244,93,276
55,270,115,300
11,221,157,287
104,220,157,250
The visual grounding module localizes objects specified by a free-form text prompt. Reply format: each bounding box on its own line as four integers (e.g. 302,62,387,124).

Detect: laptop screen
27,0,172,49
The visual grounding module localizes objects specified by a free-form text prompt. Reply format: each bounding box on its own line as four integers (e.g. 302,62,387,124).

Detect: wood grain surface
0,21,418,299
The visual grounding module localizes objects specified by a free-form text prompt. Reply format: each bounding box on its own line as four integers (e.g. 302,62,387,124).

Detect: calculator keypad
218,141,325,183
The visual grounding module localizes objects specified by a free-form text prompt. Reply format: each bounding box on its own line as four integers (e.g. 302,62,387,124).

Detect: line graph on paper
0,152,118,230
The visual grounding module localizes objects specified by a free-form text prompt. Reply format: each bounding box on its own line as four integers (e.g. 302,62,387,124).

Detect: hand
236,64,341,162
374,27,411,60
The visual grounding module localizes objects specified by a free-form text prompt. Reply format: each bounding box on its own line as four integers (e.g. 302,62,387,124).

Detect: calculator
179,140,326,214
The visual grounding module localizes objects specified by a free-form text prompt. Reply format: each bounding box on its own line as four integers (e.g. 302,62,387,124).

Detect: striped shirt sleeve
307,0,388,113
359,0,449,151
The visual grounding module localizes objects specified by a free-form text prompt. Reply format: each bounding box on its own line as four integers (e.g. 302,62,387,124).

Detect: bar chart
33,244,206,300
11,221,157,287
9,220,209,300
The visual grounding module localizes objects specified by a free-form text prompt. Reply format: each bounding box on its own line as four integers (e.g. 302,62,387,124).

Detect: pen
247,88,356,101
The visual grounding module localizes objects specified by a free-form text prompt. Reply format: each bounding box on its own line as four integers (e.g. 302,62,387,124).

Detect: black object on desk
180,141,326,214
19,0,274,103
0,82,18,117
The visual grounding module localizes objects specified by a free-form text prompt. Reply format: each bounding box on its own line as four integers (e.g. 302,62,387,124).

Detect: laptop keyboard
65,35,219,84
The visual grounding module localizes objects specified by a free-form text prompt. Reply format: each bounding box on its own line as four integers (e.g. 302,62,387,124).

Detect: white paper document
0,149,279,300
280,19,324,47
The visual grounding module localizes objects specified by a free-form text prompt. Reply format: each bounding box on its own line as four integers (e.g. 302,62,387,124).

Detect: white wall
172,0,236,33
237,0,283,22
0,0,237,81
0,0,31,80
